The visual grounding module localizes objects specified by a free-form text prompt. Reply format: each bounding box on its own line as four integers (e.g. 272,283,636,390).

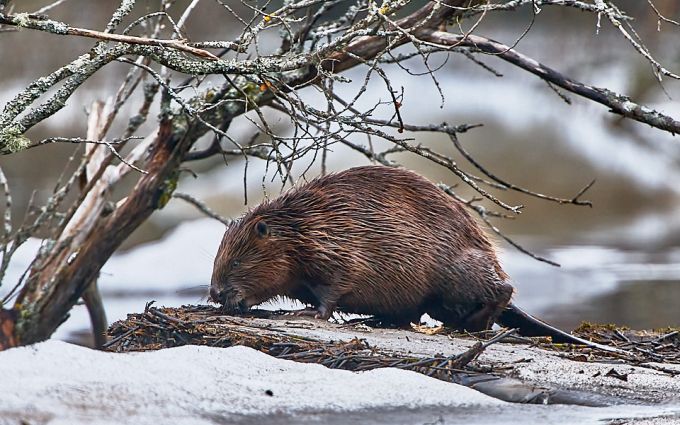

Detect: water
545,279,680,330
505,245,680,330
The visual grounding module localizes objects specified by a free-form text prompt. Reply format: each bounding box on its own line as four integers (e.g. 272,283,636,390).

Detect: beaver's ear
255,220,270,238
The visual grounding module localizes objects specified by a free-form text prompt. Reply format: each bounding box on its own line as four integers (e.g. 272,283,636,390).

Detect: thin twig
172,192,231,226
0,13,219,60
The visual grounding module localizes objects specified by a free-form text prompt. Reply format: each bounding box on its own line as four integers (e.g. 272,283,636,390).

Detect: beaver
209,165,595,345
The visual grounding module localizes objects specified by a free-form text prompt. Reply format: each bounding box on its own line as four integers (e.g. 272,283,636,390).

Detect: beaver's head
210,216,295,311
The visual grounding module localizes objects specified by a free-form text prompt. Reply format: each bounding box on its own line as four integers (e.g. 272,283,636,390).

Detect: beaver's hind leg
428,248,515,331
427,280,514,331
459,301,507,331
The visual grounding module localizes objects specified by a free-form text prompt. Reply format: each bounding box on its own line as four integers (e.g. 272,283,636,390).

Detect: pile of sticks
568,323,680,370
106,305,680,381
105,304,516,384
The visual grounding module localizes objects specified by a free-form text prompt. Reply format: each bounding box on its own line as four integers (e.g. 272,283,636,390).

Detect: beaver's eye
230,259,241,269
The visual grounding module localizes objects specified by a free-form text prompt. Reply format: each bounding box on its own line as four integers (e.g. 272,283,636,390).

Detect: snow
1,340,499,425
3,340,680,425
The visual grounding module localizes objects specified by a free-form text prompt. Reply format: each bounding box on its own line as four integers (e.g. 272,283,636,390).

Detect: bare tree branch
420,31,680,135
173,192,231,226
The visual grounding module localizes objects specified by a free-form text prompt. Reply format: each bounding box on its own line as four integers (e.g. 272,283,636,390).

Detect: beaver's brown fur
210,165,514,331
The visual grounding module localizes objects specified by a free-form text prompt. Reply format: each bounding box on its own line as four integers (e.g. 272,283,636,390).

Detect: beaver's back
251,166,512,327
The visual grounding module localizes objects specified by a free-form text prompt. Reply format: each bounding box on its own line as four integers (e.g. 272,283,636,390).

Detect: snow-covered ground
2,340,679,425
1,341,498,424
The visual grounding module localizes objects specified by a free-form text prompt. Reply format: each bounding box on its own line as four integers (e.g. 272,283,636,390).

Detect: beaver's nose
210,286,225,304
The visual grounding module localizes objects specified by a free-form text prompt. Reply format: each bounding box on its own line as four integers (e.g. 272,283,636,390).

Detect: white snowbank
1,340,499,425
3,340,679,425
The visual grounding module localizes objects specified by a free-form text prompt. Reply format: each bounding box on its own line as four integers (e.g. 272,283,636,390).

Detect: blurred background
1,1,679,345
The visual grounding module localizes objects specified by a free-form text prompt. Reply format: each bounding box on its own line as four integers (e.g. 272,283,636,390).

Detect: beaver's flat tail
498,302,577,343
498,303,627,354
